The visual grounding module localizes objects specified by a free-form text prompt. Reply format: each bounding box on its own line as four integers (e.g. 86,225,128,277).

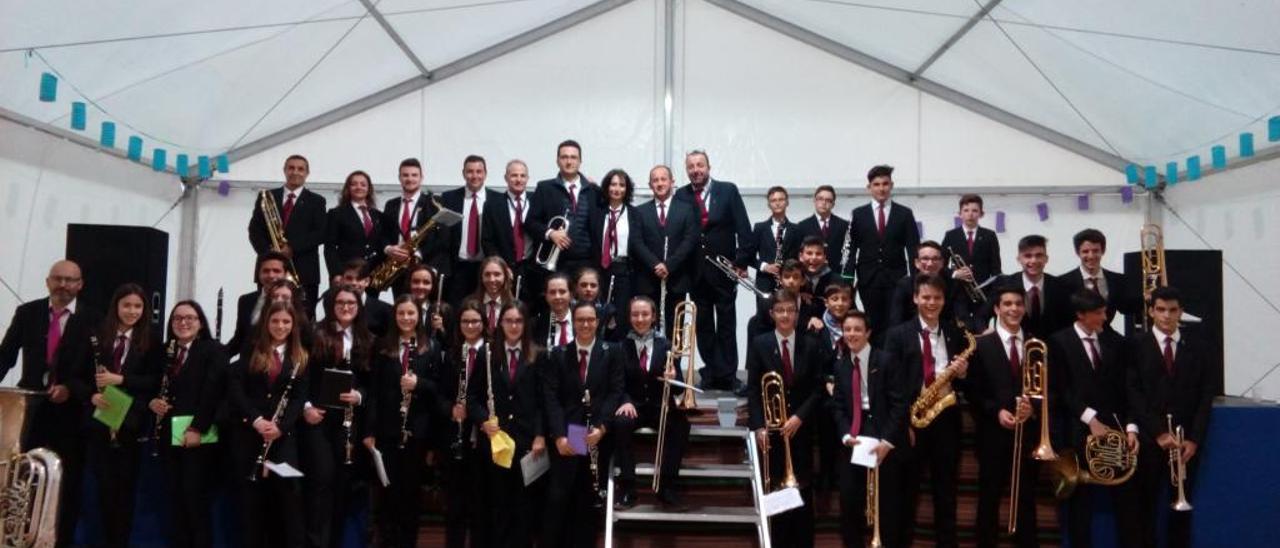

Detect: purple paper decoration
916,221,924,238
1120,186,1134,204
995,211,1006,233
953,216,961,229
1036,202,1049,222
217,180,231,196
1077,194,1090,211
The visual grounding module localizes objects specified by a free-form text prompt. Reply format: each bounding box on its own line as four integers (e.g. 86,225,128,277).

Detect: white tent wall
1162,157,1280,401
0,117,185,385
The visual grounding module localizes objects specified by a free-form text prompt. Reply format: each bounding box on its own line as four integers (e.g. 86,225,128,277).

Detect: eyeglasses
334,300,359,308
172,315,200,324
574,317,599,324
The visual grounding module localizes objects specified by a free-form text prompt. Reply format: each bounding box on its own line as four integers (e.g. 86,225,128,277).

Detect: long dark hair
379,294,428,358
497,300,539,364
338,170,378,208
166,300,213,342
99,283,153,353
249,302,309,375
466,256,515,305
316,284,373,371
597,168,635,207
454,299,487,350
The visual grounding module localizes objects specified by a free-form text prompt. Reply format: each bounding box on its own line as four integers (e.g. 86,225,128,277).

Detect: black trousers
858,283,894,346
838,448,906,548
239,475,305,548
975,423,1040,548
88,425,142,548
1130,438,1198,548
609,402,690,497
445,444,489,548
542,451,600,548
901,408,961,548
692,278,739,387
374,437,426,548
476,435,535,548
1064,437,1144,548
164,444,216,548
300,416,362,548
769,485,815,548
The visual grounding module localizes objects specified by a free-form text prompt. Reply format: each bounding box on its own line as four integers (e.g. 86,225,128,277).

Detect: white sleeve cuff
760,261,769,271
353,390,363,406
1126,423,1139,434
1080,407,1097,426
304,401,313,410
841,434,853,445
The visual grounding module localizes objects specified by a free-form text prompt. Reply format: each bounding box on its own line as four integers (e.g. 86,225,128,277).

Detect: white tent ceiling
3,0,1279,173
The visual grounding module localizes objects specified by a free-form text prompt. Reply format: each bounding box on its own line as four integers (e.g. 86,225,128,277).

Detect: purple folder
567,424,588,456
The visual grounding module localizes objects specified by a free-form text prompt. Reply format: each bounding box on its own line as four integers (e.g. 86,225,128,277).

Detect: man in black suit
745,186,802,313
941,194,1001,331
888,241,953,328
442,155,504,306
226,252,290,360
0,259,98,545
984,235,1072,339
969,285,1041,547
482,160,536,305
382,158,451,296
829,310,908,548
525,140,598,276
541,302,624,548
630,165,698,335
746,289,829,548
1048,289,1142,548
1127,286,1215,548
248,154,327,315
882,273,971,548
675,149,752,393
844,165,920,341
1059,228,1135,330
795,185,850,275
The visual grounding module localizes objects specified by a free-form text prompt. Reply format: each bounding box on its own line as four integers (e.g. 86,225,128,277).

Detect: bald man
0,259,99,544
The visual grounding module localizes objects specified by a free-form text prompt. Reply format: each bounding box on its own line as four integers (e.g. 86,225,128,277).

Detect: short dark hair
918,240,943,255
769,289,799,310
341,258,370,278
1073,228,1106,253
913,273,947,296
959,194,983,210
814,185,836,199
866,164,894,183
767,186,788,199
255,251,290,280
992,284,1026,304
824,281,854,300
801,234,826,251
557,140,581,157
843,310,869,330
1018,235,1047,253
1070,288,1107,314
399,157,422,172
285,154,310,170
599,169,635,206
1149,286,1182,307
463,155,486,169
780,259,804,275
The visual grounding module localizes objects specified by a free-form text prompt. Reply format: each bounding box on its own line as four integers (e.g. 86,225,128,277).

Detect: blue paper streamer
1211,146,1227,169
1077,194,1089,211
38,73,57,102
152,149,167,171
1166,162,1179,185
995,211,1006,233
1187,156,1202,181
70,102,86,130
99,122,116,148
1144,166,1159,189
1270,116,1280,142
176,154,189,175
1240,133,1255,157
1125,164,1140,184
197,156,211,178
216,154,229,173
127,136,143,161
1120,186,1134,204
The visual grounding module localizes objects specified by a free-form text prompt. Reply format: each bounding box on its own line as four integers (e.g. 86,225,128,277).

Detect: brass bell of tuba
0,388,63,548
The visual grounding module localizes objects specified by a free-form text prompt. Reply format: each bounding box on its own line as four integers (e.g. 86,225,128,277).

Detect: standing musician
323,170,384,300
985,235,1072,339
0,259,97,545
227,252,291,360
299,286,374,548
443,155,504,305
228,301,310,548
1048,289,1142,547
609,296,690,512
887,241,953,329
540,302,624,548
746,186,803,311
481,160,536,306
248,154,327,315
630,165,698,336
941,194,1000,331
746,289,828,548
676,149,752,393
441,300,491,548
796,185,850,275
1127,286,1215,548
78,284,160,548
525,140,599,275
381,158,449,294
533,273,576,350
748,260,810,341
589,168,639,334
151,301,227,548
363,295,440,548
1059,228,1135,329
969,286,1040,547
829,311,907,548
882,273,970,548
467,301,547,548
844,165,920,342
404,264,452,346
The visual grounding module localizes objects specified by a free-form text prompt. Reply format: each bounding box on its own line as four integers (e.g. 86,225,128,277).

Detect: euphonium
1139,223,1167,331
0,388,62,548
909,322,977,429
652,299,697,493
761,371,797,490
1048,428,1137,499
257,190,301,285
534,214,570,272
1167,414,1193,511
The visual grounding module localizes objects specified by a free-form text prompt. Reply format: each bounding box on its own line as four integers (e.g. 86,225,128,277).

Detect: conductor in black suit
675,150,752,392
1127,286,1215,548
0,259,99,545
983,235,1073,340
795,185,850,275
323,170,384,298
442,155,504,306
1059,228,1136,329
630,165,698,334
744,186,802,313
844,165,920,340
381,158,450,295
525,140,599,276
481,160,536,305
941,194,1001,331
248,154,328,315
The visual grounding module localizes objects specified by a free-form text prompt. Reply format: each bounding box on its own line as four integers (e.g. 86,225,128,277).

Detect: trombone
705,255,770,300
866,467,882,548
1139,223,1167,331
653,299,698,493
1009,338,1055,534
1167,413,1193,511
535,214,570,271
761,371,797,491
258,190,301,285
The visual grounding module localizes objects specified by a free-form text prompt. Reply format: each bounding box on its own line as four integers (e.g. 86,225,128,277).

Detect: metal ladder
603,424,772,548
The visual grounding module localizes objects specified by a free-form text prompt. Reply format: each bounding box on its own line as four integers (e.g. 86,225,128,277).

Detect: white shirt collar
774,330,795,349
51,298,77,315
117,327,134,340
871,198,892,211
466,339,485,353
1022,273,1043,290
505,342,522,354
1156,328,1180,345
402,190,421,204
996,323,1022,346
852,343,871,367
576,339,595,355
1079,265,1103,280
917,316,939,334
273,343,287,356
1073,322,1097,340
282,186,300,199
507,190,524,203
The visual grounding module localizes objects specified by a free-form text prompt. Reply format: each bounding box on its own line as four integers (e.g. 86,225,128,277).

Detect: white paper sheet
849,436,882,469
263,461,304,478
521,450,549,486
368,445,390,487
762,487,805,516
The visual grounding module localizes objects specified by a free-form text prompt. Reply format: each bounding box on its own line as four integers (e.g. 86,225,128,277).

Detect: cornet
947,246,986,304
535,214,570,271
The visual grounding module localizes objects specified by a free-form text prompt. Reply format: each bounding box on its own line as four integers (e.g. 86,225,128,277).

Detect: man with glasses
0,259,99,543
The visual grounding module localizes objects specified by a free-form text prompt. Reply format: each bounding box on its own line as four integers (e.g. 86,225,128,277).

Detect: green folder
170,415,220,445
91,386,132,431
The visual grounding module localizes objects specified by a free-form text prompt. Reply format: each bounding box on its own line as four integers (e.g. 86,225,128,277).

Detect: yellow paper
487,417,515,469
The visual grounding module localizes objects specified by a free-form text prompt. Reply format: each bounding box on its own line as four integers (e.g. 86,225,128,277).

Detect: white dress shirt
601,205,630,260
458,189,487,260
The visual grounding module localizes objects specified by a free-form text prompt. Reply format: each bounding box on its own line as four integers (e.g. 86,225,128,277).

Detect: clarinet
450,341,471,460
398,337,418,449
584,388,605,509
251,353,302,481
839,212,855,281
215,288,224,342
659,237,669,337
151,339,177,457
90,335,119,445
341,354,355,466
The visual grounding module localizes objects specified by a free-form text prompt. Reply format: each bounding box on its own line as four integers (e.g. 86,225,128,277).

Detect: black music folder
317,368,354,408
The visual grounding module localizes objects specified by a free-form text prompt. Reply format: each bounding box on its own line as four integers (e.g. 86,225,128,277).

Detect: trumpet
535,214,570,271
761,371,798,491
867,467,882,548
257,190,301,285
1009,338,1055,534
1140,223,1167,331
252,354,302,481
653,299,697,493
947,246,987,304
705,255,770,299
1167,414,1193,511
398,337,418,449
909,322,977,428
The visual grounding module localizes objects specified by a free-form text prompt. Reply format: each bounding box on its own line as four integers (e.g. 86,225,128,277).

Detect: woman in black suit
78,284,160,547
590,168,636,337
229,301,310,548
324,170,384,297
466,256,516,337
150,300,227,548
300,285,374,548
363,294,442,548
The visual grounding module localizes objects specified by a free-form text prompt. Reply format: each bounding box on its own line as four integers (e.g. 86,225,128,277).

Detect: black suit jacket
365,339,441,443
442,187,505,262
72,330,163,436
381,193,451,275
541,340,624,440
969,331,1030,425
324,203,385,279
983,273,1073,340
481,191,534,266
249,187,327,286
844,201,920,288
1058,268,1135,327
619,336,678,409
1126,332,1215,445
157,338,228,439
524,177,600,263
225,291,260,361
1048,326,1134,443
674,180,752,295
363,298,392,339
228,352,310,469
630,198,698,297
882,316,971,406
941,226,1001,285
745,331,828,430
828,348,907,448
887,272,958,328
587,203,640,270
468,344,544,452
744,218,802,295
0,298,99,391
796,214,850,274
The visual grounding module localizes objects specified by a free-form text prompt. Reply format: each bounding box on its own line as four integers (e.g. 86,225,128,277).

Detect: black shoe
658,490,689,513
615,490,637,510
732,379,750,397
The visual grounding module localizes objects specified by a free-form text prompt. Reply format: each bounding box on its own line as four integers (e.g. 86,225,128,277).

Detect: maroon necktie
693,187,708,227
1162,336,1175,375
781,338,794,385
400,342,411,375
269,350,282,385
400,199,413,240
282,193,295,226
876,204,886,238
658,202,667,227
578,349,589,384
467,346,477,378
1027,286,1042,321
567,184,577,212
467,193,480,257
359,205,374,237
172,345,188,377
112,335,127,373
1084,336,1101,370
602,209,618,269
508,348,519,384
639,346,649,373
967,230,975,255
46,308,69,367
821,218,830,239
487,301,498,333
920,329,936,387
558,320,569,347
512,197,525,259
849,355,863,437
1008,335,1021,378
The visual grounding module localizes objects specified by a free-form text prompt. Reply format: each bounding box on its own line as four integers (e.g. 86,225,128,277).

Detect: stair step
614,504,760,524
627,462,753,479
633,425,749,438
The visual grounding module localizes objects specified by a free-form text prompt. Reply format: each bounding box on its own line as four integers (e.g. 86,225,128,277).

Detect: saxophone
909,321,977,428
370,194,454,291
257,190,301,285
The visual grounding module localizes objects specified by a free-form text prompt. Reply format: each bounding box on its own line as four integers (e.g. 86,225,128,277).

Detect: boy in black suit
795,185,850,275
984,235,1072,339
382,158,451,294
887,241,952,329
942,194,1001,331
227,252,290,360
746,186,802,309
1060,228,1135,329
844,165,920,341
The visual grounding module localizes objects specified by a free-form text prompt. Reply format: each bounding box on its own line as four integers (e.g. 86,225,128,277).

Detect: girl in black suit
229,301,310,548
404,264,453,347
466,256,516,336
363,294,441,548
442,300,491,548
151,300,227,548
324,170,383,297
300,285,374,548
80,284,160,547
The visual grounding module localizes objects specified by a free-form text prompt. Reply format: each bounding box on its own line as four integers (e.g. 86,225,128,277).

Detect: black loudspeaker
66,224,169,331
1123,249,1224,393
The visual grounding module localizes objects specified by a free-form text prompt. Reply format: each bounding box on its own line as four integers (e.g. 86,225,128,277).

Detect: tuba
0,388,62,548
534,215,570,272
1048,428,1137,499
1139,223,1167,331
257,190,301,285
909,322,977,428
761,371,797,491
